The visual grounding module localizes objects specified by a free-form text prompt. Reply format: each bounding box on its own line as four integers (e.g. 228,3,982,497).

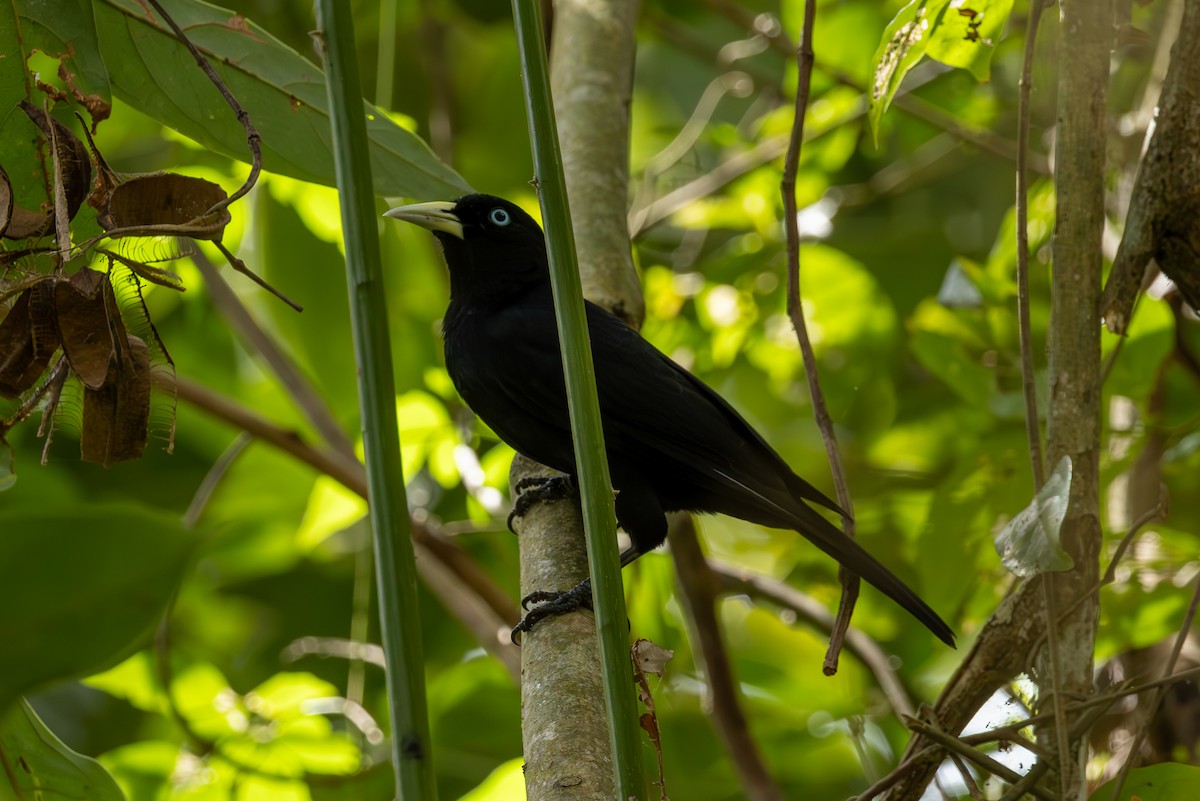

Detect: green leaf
911,329,993,406
1,2,108,214
0,698,125,801
926,0,1014,81
869,0,949,142
457,758,527,801
994,455,1074,577
1090,764,1200,801
868,0,1012,139
93,0,470,198
13,0,111,97
0,505,195,710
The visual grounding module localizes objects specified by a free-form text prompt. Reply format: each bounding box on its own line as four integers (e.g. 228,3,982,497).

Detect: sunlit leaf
457,758,527,801
296,475,367,552
84,652,164,713
926,0,1014,81
869,0,948,141
994,455,1074,577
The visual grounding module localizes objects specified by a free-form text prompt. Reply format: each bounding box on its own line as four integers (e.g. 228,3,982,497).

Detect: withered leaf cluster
1,268,155,467
0,100,255,469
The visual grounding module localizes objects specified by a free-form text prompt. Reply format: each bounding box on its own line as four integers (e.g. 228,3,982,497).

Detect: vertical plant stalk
510,1,647,799
1015,0,1048,491
1014,8,1073,779
313,2,436,799
1041,0,1111,796
780,0,859,672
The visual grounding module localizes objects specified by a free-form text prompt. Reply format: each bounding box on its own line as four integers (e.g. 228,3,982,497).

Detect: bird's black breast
441,286,825,526
442,288,577,476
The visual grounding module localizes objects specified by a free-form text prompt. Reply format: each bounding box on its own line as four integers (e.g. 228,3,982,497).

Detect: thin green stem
510,1,646,798
314,3,436,799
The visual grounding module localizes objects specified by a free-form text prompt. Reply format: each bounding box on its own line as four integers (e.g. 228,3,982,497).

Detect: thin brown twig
1016,0,1050,491
904,717,1059,801
994,696,1115,801
143,0,261,211
970,666,1200,746
780,0,859,673
212,240,302,312
947,752,983,801
853,743,943,801
864,666,1200,801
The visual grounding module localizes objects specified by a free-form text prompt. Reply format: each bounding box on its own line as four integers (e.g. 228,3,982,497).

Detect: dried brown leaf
0,282,60,398
55,268,126,389
17,99,93,226
0,167,13,239
102,173,231,240
81,334,150,467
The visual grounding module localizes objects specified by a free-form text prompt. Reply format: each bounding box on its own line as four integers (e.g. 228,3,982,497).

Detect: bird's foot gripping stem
510,578,593,643
507,474,575,532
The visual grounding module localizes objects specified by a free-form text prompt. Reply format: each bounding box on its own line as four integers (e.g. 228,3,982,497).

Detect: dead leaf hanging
54,267,126,390
80,333,151,467
0,282,59,398
1,102,93,241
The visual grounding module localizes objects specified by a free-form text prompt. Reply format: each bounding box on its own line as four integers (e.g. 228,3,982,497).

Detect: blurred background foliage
1,0,1197,799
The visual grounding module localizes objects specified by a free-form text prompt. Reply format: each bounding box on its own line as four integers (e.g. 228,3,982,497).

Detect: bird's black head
385,194,549,303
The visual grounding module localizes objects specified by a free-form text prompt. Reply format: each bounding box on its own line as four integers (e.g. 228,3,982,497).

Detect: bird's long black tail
789,504,956,647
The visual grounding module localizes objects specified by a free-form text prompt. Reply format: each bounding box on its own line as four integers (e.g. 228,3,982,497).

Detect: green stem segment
314,3,436,799
510,1,647,798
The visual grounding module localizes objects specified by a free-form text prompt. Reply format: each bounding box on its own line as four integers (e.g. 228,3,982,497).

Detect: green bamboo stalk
313,3,436,799
510,1,647,798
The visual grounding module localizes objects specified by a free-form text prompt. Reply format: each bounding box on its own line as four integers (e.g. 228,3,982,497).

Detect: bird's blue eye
488,208,511,226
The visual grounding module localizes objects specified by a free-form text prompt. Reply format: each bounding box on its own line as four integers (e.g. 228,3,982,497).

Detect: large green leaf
0,1,109,207
1090,764,1200,801
11,0,110,97
0,505,195,710
0,699,125,801
92,0,470,198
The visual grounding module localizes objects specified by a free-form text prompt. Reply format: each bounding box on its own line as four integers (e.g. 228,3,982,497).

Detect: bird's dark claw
506,475,576,533
510,578,593,644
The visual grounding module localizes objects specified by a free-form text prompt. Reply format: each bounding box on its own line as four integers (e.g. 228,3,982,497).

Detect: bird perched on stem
386,193,954,647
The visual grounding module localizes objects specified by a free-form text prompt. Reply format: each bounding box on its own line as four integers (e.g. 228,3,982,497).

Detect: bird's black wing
581,302,843,516
468,296,953,645
472,295,839,518
583,306,953,644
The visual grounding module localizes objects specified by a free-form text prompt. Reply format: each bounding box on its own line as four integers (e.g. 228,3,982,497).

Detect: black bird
385,194,954,646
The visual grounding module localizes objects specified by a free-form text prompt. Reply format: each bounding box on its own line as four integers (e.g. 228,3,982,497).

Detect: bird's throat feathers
436,232,550,307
